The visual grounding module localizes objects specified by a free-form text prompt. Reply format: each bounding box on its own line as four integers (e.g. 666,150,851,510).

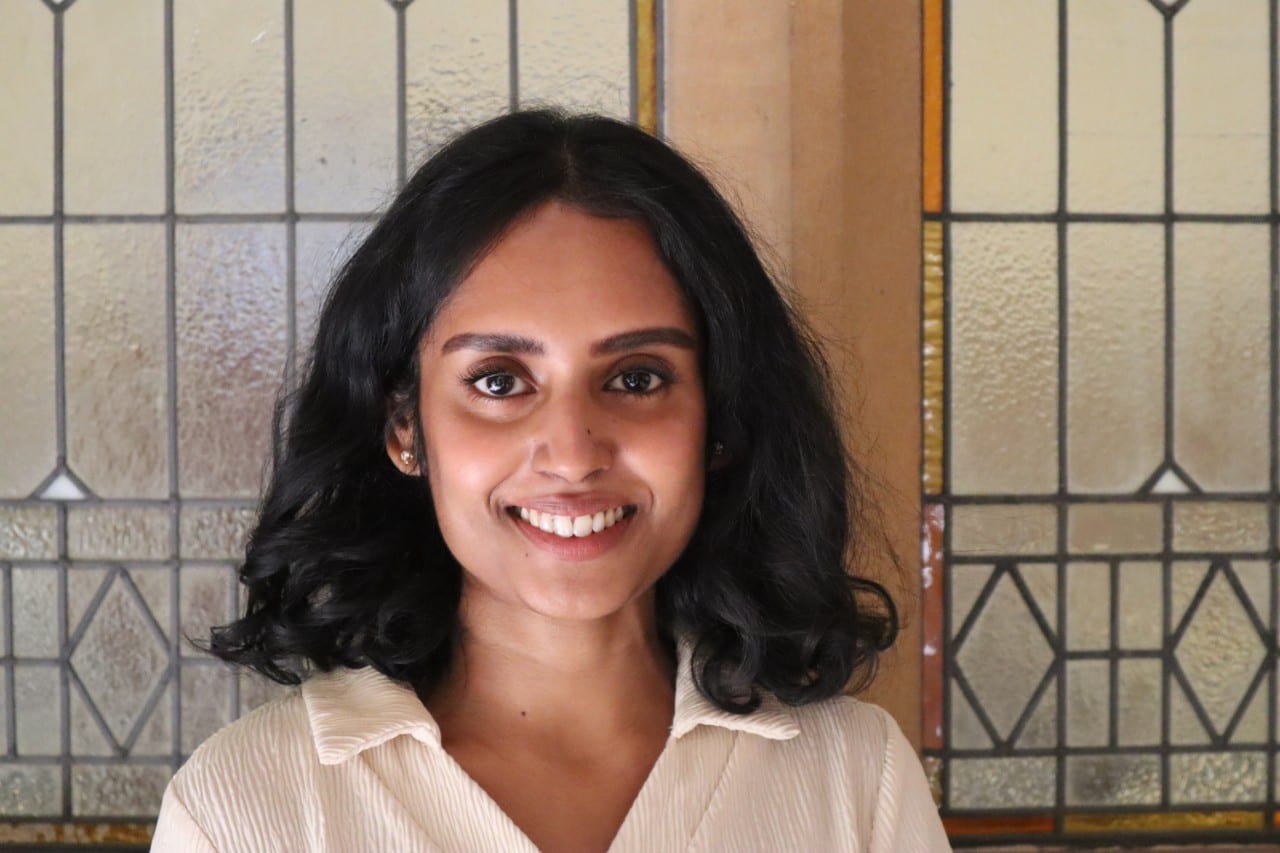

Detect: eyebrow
440,326,697,356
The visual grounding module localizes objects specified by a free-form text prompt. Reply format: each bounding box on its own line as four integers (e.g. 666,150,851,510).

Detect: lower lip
509,511,633,561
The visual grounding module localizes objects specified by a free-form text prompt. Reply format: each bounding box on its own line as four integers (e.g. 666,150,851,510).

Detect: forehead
428,201,696,345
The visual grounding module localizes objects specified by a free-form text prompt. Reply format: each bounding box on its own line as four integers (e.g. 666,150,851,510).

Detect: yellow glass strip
922,221,945,494
0,823,153,844
635,0,659,133
922,0,944,211
1063,811,1265,834
922,755,942,806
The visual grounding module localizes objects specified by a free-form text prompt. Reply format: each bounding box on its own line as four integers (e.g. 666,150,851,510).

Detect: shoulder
788,694,895,762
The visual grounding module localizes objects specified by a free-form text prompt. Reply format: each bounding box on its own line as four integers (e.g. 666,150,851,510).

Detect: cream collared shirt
152,645,950,852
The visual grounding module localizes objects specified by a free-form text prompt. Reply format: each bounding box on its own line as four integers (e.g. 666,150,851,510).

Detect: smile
511,505,635,539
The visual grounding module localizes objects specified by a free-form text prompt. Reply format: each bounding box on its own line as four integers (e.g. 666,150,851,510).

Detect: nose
530,391,614,483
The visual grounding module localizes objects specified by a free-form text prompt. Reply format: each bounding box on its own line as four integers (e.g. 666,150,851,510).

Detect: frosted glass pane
949,757,1054,809
64,224,168,498
949,683,991,749
518,0,629,118
0,1,52,214
179,565,236,657
1175,570,1266,734
295,221,368,367
179,506,257,560
950,504,1056,555
1173,0,1269,212
955,574,1054,739
1117,561,1162,648
1068,503,1162,554
1016,683,1057,748
1065,755,1160,806
1066,562,1110,650
14,666,61,755
69,687,113,758
174,0,285,212
1174,225,1269,491
0,766,61,817
12,568,58,658
294,0,396,212
1066,224,1164,492
71,765,169,817
1066,0,1162,211
63,0,165,213
1116,659,1161,745
406,0,509,165
1066,660,1109,746
1171,752,1266,804
181,664,234,754
66,567,108,643
951,224,1058,493
68,576,168,746
0,226,55,498
0,506,57,560
950,0,1057,211
239,670,293,715
1172,502,1268,552
948,564,992,632
128,567,173,642
176,225,287,496
130,682,173,757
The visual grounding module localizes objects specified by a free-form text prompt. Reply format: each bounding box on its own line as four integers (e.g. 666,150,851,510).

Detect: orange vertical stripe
635,0,659,133
922,0,944,211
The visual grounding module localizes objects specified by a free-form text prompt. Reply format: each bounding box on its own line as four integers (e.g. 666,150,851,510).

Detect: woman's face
398,201,707,625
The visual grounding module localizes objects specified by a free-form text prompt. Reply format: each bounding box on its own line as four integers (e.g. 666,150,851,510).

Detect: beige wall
665,0,923,744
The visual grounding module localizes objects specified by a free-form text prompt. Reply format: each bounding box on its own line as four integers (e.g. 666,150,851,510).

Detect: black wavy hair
208,108,898,713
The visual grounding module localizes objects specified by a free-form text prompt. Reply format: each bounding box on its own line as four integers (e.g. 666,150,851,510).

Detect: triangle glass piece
38,471,88,500
131,682,173,756
1018,563,1058,636
1171,561,1210,630
126,568,172,641
69,685,115,756
1170,680,1211,744
1015,679,1058,748
1230,560,1269,627
66,567,110,640
949,682,993,749
1151,468,1191,494
949,564,993,638
1229,678,1268,743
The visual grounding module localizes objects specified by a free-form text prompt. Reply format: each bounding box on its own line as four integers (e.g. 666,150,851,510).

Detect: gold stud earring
711,441,725,456
400,450,415,466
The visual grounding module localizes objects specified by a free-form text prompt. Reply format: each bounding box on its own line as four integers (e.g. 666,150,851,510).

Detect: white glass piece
1151,468,1192,494
37,472,87,501
518,0,630,118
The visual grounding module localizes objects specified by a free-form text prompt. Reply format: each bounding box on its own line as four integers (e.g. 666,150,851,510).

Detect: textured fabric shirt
152,644,951,852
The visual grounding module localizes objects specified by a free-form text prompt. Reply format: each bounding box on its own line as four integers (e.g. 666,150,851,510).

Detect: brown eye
470,372,530,398
607,369,668,395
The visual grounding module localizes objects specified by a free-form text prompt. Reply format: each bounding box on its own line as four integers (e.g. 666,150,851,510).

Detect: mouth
506,504,637,539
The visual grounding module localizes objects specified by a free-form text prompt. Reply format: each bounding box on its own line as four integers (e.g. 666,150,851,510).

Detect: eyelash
459,365,675,401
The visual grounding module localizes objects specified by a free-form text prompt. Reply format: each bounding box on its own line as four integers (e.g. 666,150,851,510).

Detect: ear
384,402,420,476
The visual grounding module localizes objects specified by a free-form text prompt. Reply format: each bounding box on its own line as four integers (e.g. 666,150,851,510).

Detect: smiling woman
150,110,949,852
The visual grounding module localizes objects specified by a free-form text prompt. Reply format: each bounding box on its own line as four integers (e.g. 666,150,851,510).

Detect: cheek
421,408,520,516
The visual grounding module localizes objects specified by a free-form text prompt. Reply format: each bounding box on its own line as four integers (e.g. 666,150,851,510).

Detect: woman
152,110,950,852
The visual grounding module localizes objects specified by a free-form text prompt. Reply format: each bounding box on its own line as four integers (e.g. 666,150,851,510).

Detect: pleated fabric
152,644,951,852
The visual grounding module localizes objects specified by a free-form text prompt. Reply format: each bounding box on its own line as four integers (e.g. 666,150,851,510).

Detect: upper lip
506,494,636,516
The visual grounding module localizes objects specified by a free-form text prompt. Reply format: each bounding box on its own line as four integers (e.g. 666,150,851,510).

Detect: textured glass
1172,502,1269,552
1171,561,1208,628
1016,684,1057,748
0,506,57,559
1171,752,1267,804
955,574,1054,739
66,566,109,644
949,757,1055,809
1066,0,1162,211
948,563,991,633
239,671,293,715
950,224,1058,493
68,575,168,746
1173,0,1269,212
176,225,287,496
1066,562,1110,650
294,0,396,212
0,0,52,214
70,764,169,817
129,567,173,642
0,767,61,817
63,0,165,213
1065,755,1161,806
1117,561,1163,648
1067,503,1161,554
1019,562,1058,634
1066,225,1164,492
174,0,285,212
64,224,169,498
949,683,991,749
181,664,234,754
179,506,257,560
1116,659,1161,745
950,504,1056,556
67,506,170,561
1066,661,1109,746
949,0,1057,211
405,0,508,174
179,565,236,657
295,221,369,366
518,0,629,118
70,685,113,758
1175,569,1266,736
1231,682,1268,744
922,222,944,493
14,666,61,755
12,568,58,658
130,682,173,757
1174,225,1269,491
0,226,55,498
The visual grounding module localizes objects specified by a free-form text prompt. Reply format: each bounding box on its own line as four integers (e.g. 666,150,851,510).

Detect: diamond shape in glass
955,571,1054,740
1174,569,1266,737
69,572,168,748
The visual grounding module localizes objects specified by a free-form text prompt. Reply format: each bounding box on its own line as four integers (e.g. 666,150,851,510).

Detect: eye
607,369,668,395
468,371,532,398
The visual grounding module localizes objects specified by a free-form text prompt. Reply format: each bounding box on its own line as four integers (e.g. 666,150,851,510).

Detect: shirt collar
303,636,799,766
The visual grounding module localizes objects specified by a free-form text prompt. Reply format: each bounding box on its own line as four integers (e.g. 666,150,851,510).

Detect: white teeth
572,515,593,537
553,516,574,537
538,514,555,534
591,511,606,533
520,507,530,521
516,506,630,538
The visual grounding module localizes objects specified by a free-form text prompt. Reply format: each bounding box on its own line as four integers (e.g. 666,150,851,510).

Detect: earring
711,441,725,456
400,449,415,466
